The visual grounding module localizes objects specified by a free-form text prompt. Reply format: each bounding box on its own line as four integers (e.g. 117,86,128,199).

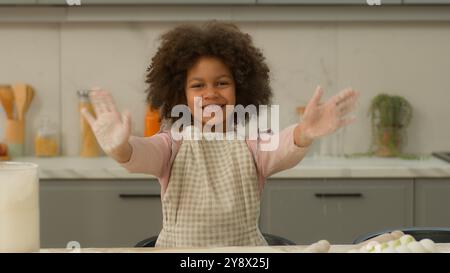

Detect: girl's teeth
203,105,225,113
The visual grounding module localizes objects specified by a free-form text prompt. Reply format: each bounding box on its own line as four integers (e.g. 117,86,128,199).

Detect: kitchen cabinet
41,177,450,247
5,0,450,5
259,179,414,244
403,0,450,3
0,0,36,4
33,0,409,4
37,0,256,4
256,0,401,4
414,179,450,227
40,179,162,248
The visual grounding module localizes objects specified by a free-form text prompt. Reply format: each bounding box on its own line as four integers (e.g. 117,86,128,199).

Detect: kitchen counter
9,155,450,180
39,244,450,253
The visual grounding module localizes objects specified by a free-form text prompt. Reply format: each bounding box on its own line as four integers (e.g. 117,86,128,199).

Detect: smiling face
185,56,236,130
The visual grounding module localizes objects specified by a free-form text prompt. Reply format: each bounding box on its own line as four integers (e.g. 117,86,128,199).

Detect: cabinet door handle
314,193,363,198
119,194,160,199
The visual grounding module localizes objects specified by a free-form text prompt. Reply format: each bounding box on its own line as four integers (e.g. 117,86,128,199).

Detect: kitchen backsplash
1,21,450,156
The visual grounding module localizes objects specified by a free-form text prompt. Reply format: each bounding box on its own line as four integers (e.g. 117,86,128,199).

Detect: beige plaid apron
155,133,268,247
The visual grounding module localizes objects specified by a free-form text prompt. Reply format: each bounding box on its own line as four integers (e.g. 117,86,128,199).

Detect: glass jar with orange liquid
34,116,59,157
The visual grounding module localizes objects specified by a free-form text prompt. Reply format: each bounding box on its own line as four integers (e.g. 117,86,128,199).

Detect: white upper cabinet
403,0,450,3
0,0,36,4
37,0,256,4
256,0,401,4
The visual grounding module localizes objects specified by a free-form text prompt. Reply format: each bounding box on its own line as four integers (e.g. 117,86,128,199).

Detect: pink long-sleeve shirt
120,124,310,199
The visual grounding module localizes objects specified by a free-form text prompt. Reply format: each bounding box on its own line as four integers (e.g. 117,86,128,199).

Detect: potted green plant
368,94,412,157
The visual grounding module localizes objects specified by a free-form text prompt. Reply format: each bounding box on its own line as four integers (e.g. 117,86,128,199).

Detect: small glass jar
77,90,100,157
34,116,59,157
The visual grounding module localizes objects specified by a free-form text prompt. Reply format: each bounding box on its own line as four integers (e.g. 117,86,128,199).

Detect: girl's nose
202,85,219,101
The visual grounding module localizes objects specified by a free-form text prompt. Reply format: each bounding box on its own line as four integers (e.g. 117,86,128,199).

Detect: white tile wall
59,22,179,155
336,22,450,154
0,23,60,156
1,21,449,156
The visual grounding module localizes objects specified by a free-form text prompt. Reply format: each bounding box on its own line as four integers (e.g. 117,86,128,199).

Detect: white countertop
39,243,450,253
7,155,450,180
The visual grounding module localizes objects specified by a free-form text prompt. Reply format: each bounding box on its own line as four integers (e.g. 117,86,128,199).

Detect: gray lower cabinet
40,179,162,248
414,179,450,227
260,179,414,244
44,178,449,247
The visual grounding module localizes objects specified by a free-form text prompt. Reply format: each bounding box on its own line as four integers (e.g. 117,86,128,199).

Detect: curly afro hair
145,21,272,124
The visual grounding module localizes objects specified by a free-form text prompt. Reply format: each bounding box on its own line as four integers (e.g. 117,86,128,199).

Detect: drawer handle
119,194,160,199
314,193,363,198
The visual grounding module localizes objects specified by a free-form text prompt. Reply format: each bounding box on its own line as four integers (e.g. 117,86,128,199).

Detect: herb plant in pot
368,94,412,157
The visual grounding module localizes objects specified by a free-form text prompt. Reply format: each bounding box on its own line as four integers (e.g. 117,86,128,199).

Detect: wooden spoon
25,85,35,114
0,85,14,119
12,83,28,121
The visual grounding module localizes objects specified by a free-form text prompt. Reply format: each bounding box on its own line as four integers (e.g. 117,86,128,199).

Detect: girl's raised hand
81,89,132,160
296,86,360,146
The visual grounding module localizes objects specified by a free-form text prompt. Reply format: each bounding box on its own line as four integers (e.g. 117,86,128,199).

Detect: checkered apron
155,134,268,247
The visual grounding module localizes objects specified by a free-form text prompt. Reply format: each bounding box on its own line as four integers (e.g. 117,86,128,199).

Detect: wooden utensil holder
5,119,24,142
5,119,25,157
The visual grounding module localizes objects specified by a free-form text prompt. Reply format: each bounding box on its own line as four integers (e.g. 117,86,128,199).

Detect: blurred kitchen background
1,1,450,249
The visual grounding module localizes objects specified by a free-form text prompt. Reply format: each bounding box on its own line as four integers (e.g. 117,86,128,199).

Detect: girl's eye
217,82,229,87
191,84,203,88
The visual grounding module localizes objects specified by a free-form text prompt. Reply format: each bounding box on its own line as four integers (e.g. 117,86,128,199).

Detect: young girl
82,21,359,248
